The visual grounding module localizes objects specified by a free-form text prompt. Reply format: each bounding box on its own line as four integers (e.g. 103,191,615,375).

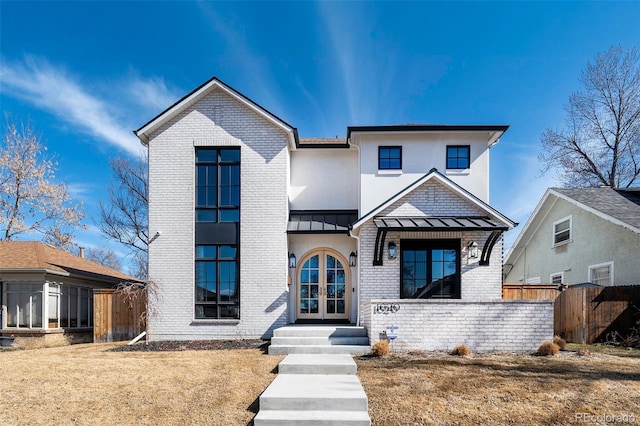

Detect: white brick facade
364,299,554,351
146,87,289,340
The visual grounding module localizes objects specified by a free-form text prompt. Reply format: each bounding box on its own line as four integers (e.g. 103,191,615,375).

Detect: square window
446,146,470,169
378,146,402,170
589,262,613,286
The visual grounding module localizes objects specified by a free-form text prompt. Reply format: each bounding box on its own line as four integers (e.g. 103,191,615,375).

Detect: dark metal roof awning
373,216,509,231
288,210,358,234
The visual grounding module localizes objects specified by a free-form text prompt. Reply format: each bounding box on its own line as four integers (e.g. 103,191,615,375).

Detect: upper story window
446,145,470,169
196,148,240,223
378,146,402,170
553,216,572,246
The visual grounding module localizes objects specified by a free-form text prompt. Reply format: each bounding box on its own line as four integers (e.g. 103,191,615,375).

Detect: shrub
370,339,390,357
451,344,472,357
553,335,567,350
536,341,560,356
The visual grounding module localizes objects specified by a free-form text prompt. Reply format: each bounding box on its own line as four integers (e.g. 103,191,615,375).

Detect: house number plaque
374,303,400,315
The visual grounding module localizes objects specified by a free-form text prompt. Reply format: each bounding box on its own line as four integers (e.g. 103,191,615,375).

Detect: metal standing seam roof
288,210,358,233
373,216,509,231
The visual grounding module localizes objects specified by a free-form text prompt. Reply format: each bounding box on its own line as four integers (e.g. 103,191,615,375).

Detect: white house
135,77,553,351
504,187,640,286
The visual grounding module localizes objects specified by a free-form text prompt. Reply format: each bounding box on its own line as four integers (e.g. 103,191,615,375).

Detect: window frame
195,244,240,320
378,146,402,171
588,261,614,286
400,239,461,299
552,215,572,247
446,145,470,170
550,272,564,285
195,148,240,224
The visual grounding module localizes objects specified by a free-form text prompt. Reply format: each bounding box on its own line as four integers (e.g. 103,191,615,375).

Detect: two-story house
134,77,553,351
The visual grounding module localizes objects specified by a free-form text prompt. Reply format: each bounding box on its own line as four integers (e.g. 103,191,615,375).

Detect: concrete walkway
254,354,371,425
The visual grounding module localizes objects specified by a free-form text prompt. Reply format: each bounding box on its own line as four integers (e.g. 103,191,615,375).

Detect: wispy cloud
0,55,178,156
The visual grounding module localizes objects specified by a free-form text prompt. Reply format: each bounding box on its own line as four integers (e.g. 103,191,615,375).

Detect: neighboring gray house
504,187,640,286
134,77,553,351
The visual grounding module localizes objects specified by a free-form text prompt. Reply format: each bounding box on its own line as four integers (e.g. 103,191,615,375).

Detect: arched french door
297,249,350,321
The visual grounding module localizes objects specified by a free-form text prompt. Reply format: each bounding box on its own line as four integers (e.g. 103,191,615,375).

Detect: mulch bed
110,339,269,352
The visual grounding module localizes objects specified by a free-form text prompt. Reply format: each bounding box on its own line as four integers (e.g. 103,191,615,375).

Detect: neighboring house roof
347,124,509,147
0,241,138,284
288,210,358,234
350,168,517,230
505,187,640,265
134,76,300,147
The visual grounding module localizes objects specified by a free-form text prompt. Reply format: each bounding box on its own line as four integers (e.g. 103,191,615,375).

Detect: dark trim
347,124,509,140
373,216,509,232
479,230,502,266
296,143,350,149
288,210,357,234
373,229,387,266
378,146,402,170
446,145,471,170
400,239,461,299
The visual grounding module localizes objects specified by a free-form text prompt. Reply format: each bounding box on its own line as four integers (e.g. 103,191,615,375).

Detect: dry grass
536,341,560,356
370,339,390,357
357,348,640,425
0,342,282,425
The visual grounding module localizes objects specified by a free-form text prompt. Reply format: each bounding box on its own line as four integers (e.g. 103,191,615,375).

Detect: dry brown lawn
0,342,282,425
2,342,639,425
357,345,640,425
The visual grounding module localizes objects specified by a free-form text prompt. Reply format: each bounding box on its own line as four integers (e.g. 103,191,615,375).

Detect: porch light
388,242,397,260
468,241,479,259
349,251,357,267
288,253,296,269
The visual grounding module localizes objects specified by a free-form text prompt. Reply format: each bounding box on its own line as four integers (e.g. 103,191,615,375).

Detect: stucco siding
147,87,289,340
505,197,640,285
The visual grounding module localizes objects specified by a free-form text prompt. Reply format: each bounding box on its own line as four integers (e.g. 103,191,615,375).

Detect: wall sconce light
349,251,357,267
288,253,296,269
388,242,397,260
468,241,479,259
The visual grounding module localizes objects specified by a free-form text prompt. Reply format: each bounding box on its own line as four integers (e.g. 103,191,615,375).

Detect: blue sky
1,1,639,271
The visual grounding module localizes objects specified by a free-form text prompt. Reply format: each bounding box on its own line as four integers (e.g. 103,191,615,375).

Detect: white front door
297,250,350,321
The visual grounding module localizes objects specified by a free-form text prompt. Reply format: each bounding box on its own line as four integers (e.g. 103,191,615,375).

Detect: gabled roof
350,168,516,231
347,124,509,147
134,76,299,147
505,187,640,265
0,241,138,284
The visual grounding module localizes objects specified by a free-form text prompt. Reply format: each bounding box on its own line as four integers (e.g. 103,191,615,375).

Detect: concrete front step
271,336,370,346
278,354,357,375
258,374,368,412
273,326,368,338
269,344,371,355
254,409,371,425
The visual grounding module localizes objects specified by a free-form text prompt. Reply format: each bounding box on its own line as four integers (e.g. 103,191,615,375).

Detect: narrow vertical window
195,244,239,319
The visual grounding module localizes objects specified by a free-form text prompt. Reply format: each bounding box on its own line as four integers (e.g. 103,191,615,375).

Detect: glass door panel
297,250,349,320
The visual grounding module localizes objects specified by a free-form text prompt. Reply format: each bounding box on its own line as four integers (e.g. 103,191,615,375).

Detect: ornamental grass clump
536,341,560,356
451,344,472,357
553,335,567,350
371,339,390,357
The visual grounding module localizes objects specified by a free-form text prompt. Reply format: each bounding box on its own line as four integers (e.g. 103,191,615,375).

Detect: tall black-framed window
446,145,470,169
401,240,460,299
378,146,402,170
195,245,239,319
196,148,240,223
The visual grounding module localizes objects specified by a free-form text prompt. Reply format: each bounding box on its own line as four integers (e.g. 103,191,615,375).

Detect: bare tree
0,117,84,249
97,154,148,278
85,246,123,271
539,46,640,188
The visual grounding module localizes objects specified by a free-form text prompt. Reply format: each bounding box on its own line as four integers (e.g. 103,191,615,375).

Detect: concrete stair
254,354,371,425
268,326,371,355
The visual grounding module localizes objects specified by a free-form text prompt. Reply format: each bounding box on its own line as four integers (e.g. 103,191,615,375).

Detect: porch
268,325,370,355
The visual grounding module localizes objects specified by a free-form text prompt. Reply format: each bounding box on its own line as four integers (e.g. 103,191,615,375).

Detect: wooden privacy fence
502,283,561,300
93,289,146,343
554,285,640,344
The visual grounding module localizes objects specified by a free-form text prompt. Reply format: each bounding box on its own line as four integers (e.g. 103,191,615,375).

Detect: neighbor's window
446,145,470,169
553,216,572,246
378,146,402,170
196,148,240,223
195,244,240,319
401,240,460,299
589,261,613,286
550,273,564,285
